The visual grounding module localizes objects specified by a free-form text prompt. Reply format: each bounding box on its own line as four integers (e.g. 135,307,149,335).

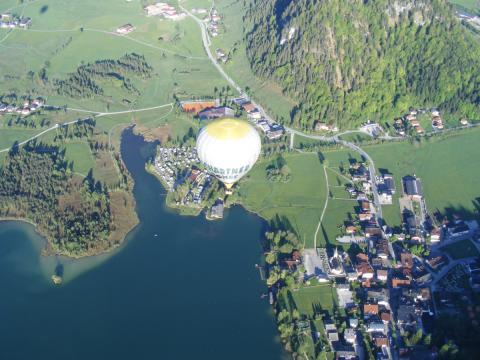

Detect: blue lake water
0,129,285,359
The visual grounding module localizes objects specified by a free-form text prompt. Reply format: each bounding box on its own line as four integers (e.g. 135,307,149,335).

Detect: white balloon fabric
196,118,261,188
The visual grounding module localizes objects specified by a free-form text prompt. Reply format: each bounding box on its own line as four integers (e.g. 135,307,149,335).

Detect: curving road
181,0,384,223
0,103,174,154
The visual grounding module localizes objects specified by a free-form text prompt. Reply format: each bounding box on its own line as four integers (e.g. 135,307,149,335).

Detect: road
0,103,173,154
182,0,384,225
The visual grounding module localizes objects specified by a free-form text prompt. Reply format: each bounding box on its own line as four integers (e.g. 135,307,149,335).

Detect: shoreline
0,127,140,260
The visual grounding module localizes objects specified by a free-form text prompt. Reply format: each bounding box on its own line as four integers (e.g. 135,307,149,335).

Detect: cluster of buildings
392,108,471,137
152,146,200,190
0,13,31,29
0,98,44,116
152,146,214,209
215,48,228,63
233,97,285,140
394,110,425,136
205,7,221,37
180,99,234,121
144,2,186,21
180,98,285,140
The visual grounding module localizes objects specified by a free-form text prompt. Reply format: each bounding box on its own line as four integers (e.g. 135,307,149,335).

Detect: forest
245,0,480,129
0,142,114,256
54,53,153,98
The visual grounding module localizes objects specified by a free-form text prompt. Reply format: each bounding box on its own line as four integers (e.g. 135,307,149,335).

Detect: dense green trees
55,53,153,98
0,143,113,256
245,0,480,128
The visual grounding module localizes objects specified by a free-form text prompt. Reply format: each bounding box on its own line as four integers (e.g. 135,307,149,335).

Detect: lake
0,129,286,360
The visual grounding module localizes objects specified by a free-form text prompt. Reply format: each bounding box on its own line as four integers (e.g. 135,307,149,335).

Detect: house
403,175,423,199
365,227,382,238
380,311,391,323
359,213,373,222
314,121,337,132
266,124,284,140
392,277,411,288
356,253,374,279
430,227,441,242
241,102,256,113
282,251,302,270
346,226,357,235
397,304,417,327
364,303,379,317
349,318,358,328
375,239,390,259
181,100,217,114
198,106,234,120
460,118,469,126
366,321,385,333
367,288,390,308
116,23,135,34
416,126,424,134
325,322,339,343
360,200,370,212
352,165,369,181
210,200,224,219
446,220,479,241
18,17,32,28
374,334,388,348
344,328,357,344
400,252,413,269
247,109,262,120
376,269,388,282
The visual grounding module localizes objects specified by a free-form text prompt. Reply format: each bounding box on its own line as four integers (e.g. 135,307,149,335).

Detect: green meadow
206,0,298,123
239,149,360,248
366,127,480,226
0,0,227,173
449,0,480,12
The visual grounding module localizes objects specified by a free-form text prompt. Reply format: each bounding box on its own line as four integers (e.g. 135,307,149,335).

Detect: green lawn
0,0,227,170
63,141,95,176
449,0,480,12
238,152,328,247
366,127,480,226
284,284,339,317
440,239,480,260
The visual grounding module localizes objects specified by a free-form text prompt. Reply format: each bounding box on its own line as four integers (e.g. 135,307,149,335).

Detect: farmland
366,127,480,226
238,149,360,248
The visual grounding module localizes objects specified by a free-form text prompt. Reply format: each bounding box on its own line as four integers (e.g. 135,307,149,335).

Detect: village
268,155,480,359
0,97,44,116
180,97,285,140
0,12,31,29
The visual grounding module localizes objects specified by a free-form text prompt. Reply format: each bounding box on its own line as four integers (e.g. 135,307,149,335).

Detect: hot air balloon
196,118,261,190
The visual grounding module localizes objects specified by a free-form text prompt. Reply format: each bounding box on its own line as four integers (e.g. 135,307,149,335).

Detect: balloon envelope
196,118,261,186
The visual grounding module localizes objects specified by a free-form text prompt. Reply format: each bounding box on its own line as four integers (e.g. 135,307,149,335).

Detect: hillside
245,0,480,129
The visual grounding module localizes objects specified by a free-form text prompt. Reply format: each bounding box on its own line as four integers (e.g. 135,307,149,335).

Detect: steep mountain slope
245,0,480,129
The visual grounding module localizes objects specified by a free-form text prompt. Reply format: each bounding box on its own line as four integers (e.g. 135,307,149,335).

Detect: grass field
366,127,480,226
449,0,480,12
63,141,95,176
239,149,360,248
0,0,228,170
238,152,327,247
440,239,480,260
205,0,298,123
